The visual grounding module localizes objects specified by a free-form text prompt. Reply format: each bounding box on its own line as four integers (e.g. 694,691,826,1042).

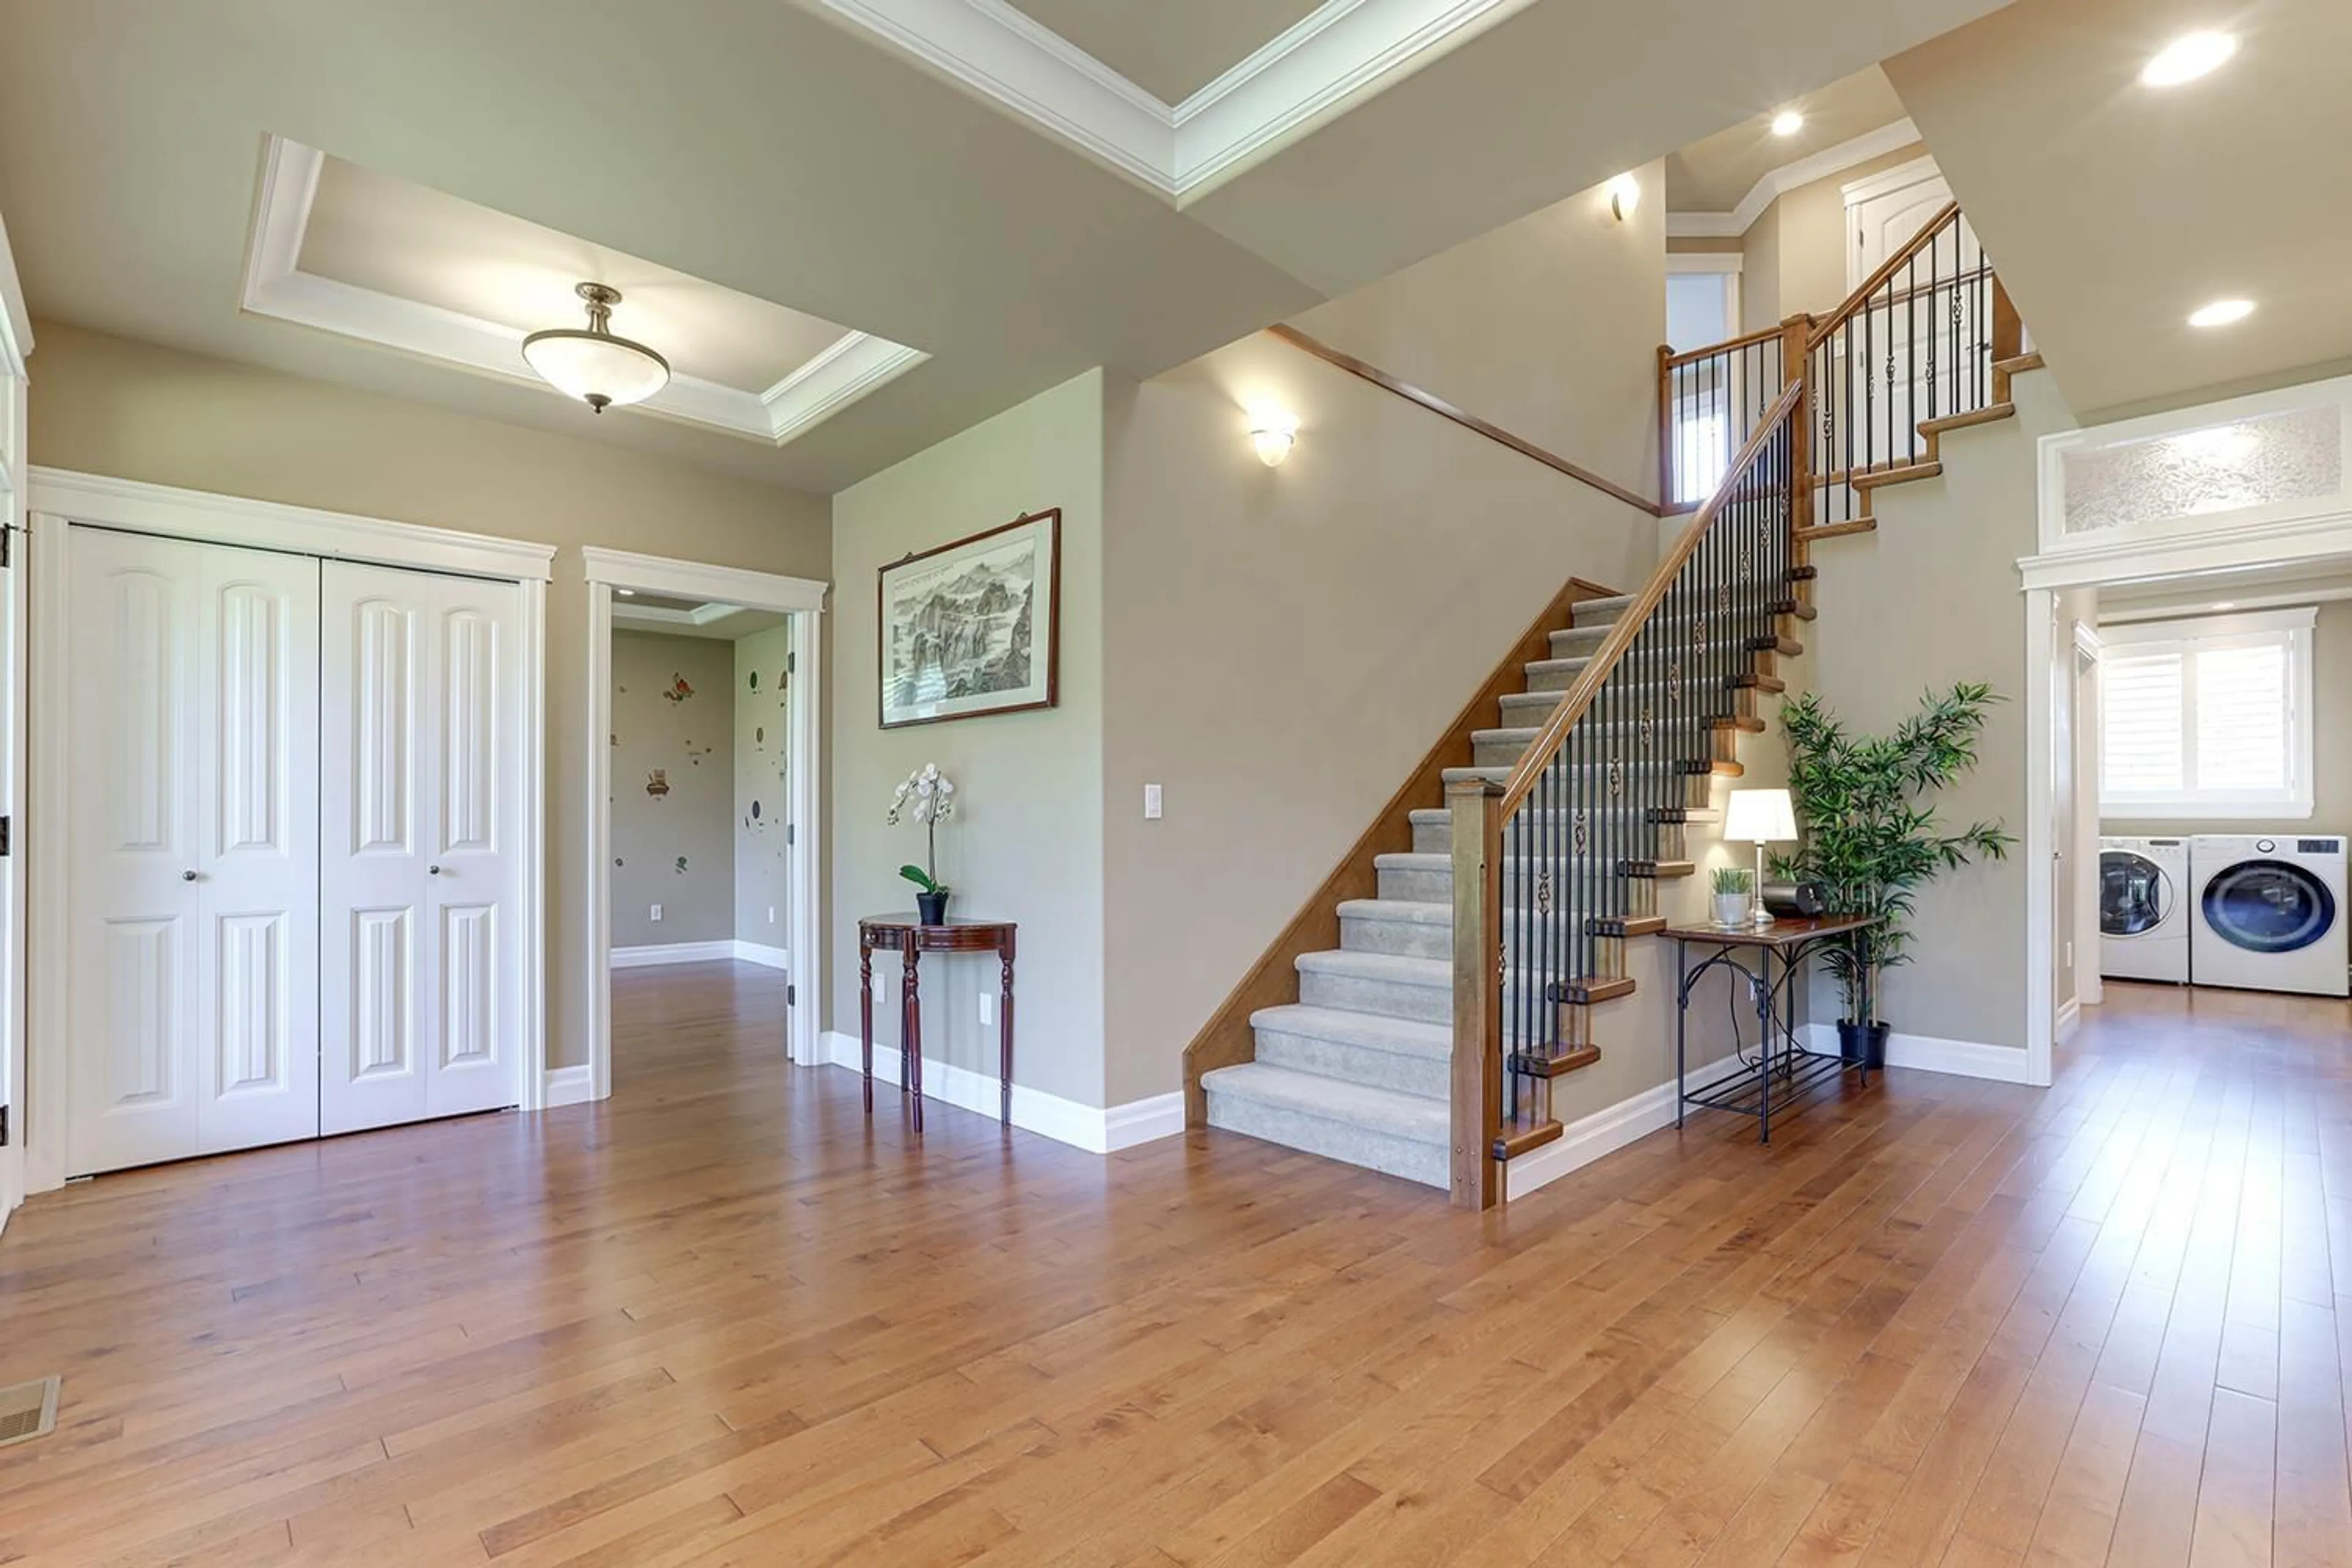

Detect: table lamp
1723,787,1797,926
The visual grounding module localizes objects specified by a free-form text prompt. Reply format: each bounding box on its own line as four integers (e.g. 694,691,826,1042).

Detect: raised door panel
422,583,524,1120
321,567,430,1135
66,530,199,1173
194,554,320,1156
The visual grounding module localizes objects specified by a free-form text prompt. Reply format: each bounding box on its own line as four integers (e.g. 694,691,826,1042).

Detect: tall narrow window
2099,607,2315,818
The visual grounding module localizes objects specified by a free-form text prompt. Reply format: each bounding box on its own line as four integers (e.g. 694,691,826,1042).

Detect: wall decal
674,855,689,874
662,674,695,705
750,800,761,820
646,769,670,798
748,671,760,692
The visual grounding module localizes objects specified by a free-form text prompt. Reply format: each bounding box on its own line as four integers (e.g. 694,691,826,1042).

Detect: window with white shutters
2098,608,2315,818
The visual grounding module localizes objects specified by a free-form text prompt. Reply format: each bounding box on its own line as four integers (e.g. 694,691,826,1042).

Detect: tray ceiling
248,140,925,446
1665,66,1912,214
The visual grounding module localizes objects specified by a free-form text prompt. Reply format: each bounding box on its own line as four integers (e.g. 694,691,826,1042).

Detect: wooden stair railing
1660,200,2025,537
1450,384,1803,1208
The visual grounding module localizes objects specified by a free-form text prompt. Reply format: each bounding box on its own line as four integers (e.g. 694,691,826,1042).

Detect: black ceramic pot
916,890,949,926
1837,1019,1890,1070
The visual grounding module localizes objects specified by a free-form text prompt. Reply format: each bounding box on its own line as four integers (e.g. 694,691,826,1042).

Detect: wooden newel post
1448,778,1505,1211
1991,276,2022,368
1654,343,1675,511
1781,313,1814,538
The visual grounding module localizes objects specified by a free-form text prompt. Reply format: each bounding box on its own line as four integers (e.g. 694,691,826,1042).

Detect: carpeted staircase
1200,590,1781,1186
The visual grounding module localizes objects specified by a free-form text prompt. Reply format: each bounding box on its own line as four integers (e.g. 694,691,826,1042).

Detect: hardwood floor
2,965,2349,1566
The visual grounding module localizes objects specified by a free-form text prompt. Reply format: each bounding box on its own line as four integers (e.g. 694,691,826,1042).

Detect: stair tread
1335,897,1452,927
1572,594,1635,623
1294,948,1450,987
1250,1003,1450,1058
1409,805,1721,825
1201,1061,1451,1136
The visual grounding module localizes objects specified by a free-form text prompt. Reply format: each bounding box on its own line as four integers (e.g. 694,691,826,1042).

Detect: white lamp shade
1724,786,1796,845
521,330,670,409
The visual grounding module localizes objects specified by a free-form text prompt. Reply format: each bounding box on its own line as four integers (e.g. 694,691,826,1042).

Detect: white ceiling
1887,0,2352,420
0,0,2014,495
1006,0,1326,104
1665,66,1910,213
612,595,789,639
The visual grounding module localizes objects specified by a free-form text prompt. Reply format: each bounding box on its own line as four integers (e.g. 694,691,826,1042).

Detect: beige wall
1801,370,2075,1050
26,321,831,1071
829,369,1106,1107
1289,164,1667,505
2104,597,2352,840
1739,143,1928,331
1098,343,1660,1105
734,624,793,949
609,630,737,948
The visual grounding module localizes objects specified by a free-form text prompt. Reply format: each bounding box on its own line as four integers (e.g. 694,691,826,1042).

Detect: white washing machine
2188,834,2350,997
2100,837,2189,984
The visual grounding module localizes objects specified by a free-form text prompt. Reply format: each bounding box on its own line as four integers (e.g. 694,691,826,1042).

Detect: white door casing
65,527,321,1175
321,561,526,1135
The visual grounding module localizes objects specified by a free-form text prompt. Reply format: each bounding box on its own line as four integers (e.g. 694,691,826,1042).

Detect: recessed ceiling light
2141,31,2236,86
2188,298,2255,328
1770,110,1805,137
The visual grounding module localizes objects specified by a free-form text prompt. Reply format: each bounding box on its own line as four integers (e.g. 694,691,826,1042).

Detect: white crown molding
810,0,1535,200
239,138,927,447
28,466,557,580
580,544,831,613
1665,118,1921,239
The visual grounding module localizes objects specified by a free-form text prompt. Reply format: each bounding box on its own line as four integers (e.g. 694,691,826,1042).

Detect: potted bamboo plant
1774,684,2014,1069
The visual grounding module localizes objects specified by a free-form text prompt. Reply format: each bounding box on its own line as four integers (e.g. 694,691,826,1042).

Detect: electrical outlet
650,903,663,922
2065,940,2073,968
1144,783,1163,820
767,905,777,923
979,992,996,1027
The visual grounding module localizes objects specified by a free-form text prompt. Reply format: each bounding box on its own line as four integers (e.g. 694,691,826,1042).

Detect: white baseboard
611,940,737,968
1795,1023,2037,1084
2056,997,2082,1042
543,1064,595,1107
821,1031,1182,1154
1506,1078,1681,1201
611,940,790,970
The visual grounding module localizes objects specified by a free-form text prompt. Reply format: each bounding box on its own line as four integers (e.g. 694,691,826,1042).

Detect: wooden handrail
1268,325,1664,518
1499,382,1803,816
1662,323,1785,370
1806,200,1962,351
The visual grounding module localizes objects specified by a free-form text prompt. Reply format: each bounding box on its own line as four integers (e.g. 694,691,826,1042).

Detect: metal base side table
857,915,1017,1131
1665,914,1873,1144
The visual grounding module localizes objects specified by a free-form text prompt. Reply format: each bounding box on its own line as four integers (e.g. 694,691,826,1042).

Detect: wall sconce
1605,172,1642,222
1250,410,1298,467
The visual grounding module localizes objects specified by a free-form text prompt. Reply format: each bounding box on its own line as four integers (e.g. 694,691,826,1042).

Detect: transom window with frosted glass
2099,608,2315,818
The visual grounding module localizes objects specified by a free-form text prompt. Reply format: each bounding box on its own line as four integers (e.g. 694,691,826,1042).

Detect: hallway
0,973,2344,1564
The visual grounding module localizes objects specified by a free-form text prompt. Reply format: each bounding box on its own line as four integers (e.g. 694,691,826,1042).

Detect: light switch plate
979,992,997,1027
650,903,663,922
1144,783,1163,820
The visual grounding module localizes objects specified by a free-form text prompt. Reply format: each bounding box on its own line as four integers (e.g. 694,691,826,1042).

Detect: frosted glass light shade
522,282,671,413
1725,787,1796,845
521,330,669,411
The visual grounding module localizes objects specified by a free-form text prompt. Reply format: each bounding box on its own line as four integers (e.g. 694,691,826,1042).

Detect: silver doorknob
181,870,198,882
429,865,442,876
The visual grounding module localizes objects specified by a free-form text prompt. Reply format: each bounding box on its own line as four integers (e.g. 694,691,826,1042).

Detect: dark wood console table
856,915,1017,1131
1665,914,1874,1144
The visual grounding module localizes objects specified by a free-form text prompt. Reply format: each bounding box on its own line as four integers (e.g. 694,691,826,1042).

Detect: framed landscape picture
878,508,1060,728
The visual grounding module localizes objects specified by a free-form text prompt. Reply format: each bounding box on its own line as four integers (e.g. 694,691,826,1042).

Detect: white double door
65,529,524,1175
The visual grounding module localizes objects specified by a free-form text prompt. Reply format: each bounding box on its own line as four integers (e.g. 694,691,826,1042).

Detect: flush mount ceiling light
522,282,671,413
1769,109,1805,137
2141,30,2237,86
2188,297,2256,328
1604,172,1642,221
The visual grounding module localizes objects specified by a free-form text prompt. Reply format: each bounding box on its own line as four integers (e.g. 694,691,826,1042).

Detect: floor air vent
0,1377,59,1447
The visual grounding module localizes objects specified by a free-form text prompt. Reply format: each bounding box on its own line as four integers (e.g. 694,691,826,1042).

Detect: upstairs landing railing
1663,202,2021,528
